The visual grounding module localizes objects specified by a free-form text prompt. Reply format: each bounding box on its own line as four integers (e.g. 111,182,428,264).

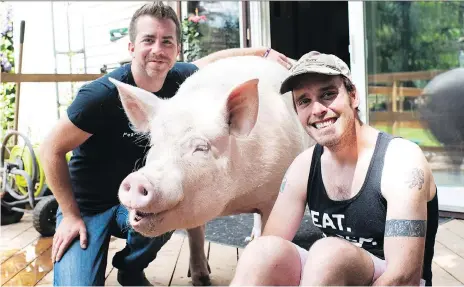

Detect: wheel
33,195,58,236
1,193,25,225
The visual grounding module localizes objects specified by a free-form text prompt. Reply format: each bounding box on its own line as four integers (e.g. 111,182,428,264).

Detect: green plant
182,11,206,62
0,2,15,139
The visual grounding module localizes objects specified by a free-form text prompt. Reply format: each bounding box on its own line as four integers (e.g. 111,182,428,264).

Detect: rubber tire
1,193,25,226
33,195,58,237
1,204,24,225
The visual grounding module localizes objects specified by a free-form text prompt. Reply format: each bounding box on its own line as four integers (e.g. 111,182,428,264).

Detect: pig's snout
119,172,155,210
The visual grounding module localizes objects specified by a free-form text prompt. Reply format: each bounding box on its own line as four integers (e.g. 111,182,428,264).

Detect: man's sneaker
117,270,153,286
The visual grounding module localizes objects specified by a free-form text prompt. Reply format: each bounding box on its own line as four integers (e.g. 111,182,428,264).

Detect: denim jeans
53,205,173,286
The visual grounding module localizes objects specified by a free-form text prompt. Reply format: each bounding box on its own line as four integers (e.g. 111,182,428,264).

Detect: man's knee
233,236,301,286
240,235,294,265
303,237,374,285
307,237,360,264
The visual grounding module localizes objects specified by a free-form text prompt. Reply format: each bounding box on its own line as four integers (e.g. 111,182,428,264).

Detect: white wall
11,1,58,144
9,1,149,144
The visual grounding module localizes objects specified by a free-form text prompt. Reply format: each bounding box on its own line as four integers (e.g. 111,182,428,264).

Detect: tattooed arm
373,139,434,286
261,147,314,240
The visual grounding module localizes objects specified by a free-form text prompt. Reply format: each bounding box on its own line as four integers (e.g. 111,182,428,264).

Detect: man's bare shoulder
293,145,316,170
283,145,316,191
382,137,436,200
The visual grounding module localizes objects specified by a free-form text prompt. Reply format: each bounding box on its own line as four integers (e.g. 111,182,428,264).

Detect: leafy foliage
0,2,15,138
366,1,464,80
182,15,205,62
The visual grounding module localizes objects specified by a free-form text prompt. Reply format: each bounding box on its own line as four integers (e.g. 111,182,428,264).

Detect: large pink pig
109,56,313,285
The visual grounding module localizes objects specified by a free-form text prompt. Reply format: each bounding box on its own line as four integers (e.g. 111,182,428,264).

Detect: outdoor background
1,1,462,189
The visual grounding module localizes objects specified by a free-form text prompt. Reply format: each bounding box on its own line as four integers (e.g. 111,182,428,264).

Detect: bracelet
263,47,272,58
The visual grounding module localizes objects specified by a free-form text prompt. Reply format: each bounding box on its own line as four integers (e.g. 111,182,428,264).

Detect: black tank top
307,132,438,285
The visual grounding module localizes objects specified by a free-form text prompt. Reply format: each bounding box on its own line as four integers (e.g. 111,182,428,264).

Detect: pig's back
178,56,310,147
177,56,298,123
177,56,290,100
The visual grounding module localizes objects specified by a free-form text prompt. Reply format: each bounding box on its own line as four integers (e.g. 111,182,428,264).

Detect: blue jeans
53,205,173,286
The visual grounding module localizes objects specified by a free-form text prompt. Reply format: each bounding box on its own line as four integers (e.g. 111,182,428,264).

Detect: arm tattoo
279,176,287,193
405,168,425,190
384,219,426,237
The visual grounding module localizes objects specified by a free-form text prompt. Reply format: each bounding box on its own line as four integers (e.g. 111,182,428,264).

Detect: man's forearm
372,268,422,286
41,150,80,217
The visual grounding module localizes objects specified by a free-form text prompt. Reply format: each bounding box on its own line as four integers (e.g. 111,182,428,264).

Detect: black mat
175,211,454,250
175,209,323,250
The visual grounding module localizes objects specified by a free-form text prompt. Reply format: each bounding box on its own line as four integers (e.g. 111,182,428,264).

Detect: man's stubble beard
312,113,357,152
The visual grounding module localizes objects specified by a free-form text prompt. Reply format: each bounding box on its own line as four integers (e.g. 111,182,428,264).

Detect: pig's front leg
245,213,262,242
187,225,211,286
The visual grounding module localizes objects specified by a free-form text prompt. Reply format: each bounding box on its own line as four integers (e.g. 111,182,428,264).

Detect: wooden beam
369,111,421,122
368,86,423,97
1,73,104,83
368,70,445,83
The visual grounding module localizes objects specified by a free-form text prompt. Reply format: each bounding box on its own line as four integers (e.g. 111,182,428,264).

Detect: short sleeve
67,80,114,135
174,62,199,82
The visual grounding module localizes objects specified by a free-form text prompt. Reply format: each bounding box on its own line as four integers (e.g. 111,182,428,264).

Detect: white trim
248,1,271,48
437,186,464,213
238,1,244,48
348,2,368,123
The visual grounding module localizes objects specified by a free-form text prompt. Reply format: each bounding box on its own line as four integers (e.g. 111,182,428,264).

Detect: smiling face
292,74,359,148
129,15,180,78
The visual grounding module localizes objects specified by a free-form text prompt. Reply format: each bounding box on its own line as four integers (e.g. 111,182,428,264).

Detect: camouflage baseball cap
280,51,352,94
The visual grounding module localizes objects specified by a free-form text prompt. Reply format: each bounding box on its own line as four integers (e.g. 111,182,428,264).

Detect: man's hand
52,214,87,263
264,49,294,70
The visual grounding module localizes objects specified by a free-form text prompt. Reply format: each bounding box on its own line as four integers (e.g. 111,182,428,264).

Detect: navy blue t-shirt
67,62,198,212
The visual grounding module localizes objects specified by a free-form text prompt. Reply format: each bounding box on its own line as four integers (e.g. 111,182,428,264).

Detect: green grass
374,125,443,147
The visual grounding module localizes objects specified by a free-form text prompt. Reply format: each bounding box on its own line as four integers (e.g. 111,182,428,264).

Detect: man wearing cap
230,51,439,286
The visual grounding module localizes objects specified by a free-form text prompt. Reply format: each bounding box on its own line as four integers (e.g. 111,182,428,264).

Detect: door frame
248,1,368,123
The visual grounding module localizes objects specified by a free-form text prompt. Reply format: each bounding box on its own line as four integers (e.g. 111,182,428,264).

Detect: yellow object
8,144,72,197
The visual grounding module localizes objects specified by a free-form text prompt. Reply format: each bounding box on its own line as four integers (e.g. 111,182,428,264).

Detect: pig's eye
194,144,210,153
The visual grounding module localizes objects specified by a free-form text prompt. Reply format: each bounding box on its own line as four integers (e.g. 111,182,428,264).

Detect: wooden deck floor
1,214,464,286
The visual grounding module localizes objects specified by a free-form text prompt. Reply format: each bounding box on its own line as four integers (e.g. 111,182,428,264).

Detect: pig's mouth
134,210,154,222
129,208,166,229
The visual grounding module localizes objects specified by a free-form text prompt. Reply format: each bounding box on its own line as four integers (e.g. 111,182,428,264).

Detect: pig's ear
108,77,161,133
225,78,259,137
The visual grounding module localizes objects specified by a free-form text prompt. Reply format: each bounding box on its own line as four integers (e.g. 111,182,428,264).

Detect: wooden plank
2,247,53,286
436,226,464,258
170,234,209,286
0,215,34,241
104,270,118,286
1,237,52,285
433,241,464,283
441,220,464,239
0,227,40,264
208,242,238,286
144,233,184,286
1,73,104,83
237,248,244,259
432,262,463,286
34,270,53,286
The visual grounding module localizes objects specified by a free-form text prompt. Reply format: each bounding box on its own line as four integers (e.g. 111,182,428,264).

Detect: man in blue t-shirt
40,2,293,286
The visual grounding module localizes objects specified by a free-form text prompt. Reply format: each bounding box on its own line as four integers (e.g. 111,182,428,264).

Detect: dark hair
129,2,181,44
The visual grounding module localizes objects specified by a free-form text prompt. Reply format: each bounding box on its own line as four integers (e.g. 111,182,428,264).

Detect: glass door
348,2,368,123
180,1,244,62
